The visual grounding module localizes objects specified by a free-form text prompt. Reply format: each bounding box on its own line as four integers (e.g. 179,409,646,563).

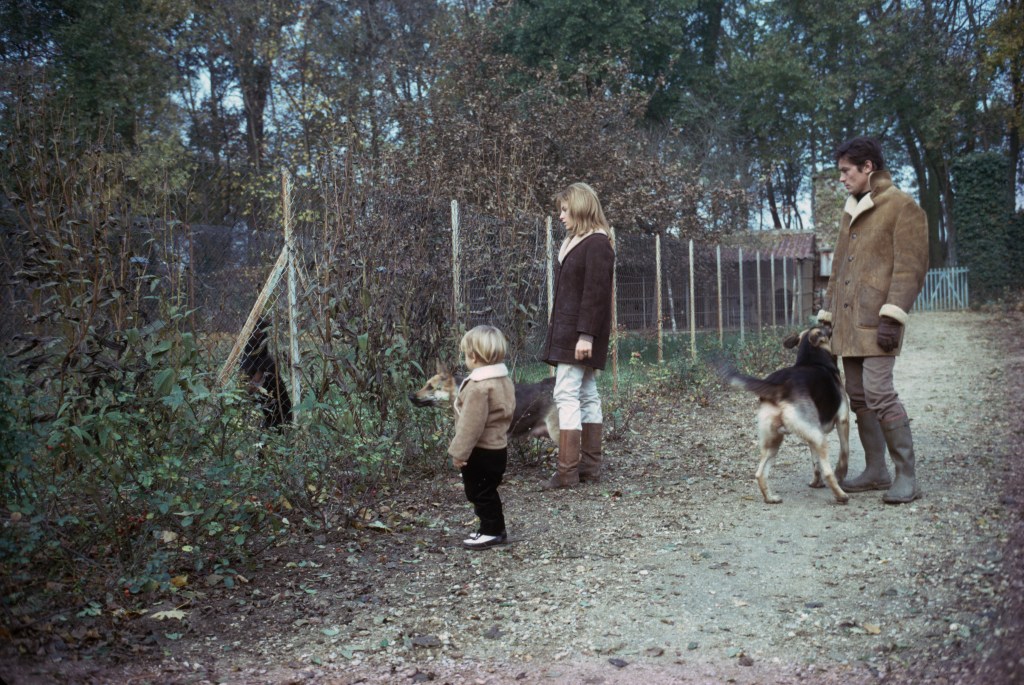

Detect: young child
448,325,516,550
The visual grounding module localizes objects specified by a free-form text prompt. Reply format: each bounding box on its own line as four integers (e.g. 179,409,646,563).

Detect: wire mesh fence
0,170,822,400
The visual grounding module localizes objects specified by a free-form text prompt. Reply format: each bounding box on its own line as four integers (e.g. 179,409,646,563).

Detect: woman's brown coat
819,170,929,357
541,232,615,369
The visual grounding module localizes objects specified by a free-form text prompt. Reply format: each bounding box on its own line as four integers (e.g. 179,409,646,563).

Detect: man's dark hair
835,137,885,171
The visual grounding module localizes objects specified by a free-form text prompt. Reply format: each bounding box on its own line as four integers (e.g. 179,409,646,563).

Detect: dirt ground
4,310,1024,685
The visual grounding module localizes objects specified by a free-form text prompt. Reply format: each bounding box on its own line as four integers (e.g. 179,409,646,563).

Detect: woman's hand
575,339,593,361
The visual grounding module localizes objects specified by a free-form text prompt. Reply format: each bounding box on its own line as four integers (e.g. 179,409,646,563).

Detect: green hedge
951,152,1015,299
1010,210,1024,290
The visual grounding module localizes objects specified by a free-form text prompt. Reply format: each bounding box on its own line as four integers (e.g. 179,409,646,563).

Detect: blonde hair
556,182,610,237
460,325,508,366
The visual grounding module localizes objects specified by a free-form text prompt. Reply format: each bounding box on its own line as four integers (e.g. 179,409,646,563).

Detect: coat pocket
856,284,884,327
552,315,579,341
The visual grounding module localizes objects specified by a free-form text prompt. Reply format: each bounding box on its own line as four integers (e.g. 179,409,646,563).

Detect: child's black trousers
461,446,507,536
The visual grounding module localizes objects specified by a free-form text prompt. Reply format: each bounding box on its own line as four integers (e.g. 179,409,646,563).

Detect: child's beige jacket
447,364,515,468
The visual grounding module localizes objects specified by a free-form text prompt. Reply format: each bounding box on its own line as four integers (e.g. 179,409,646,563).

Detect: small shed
718,231,821,326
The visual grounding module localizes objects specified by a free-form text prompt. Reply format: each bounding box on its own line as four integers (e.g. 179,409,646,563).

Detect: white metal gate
914,267,969,311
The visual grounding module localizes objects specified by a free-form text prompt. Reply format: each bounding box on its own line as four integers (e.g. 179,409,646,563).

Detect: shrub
951,152,1015,300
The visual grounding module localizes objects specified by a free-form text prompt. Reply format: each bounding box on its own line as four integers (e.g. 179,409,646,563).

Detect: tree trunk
700,0,723,67
241,60,270,170
766,175,782,229
1010,46,1022,204
921,162,945,268
900,121,944,267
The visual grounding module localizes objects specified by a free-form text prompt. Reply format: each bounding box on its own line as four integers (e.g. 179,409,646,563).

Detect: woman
541,182,615,489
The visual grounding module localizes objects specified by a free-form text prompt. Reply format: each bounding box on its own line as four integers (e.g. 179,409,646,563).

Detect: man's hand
876,316,902,352
575,339,593,361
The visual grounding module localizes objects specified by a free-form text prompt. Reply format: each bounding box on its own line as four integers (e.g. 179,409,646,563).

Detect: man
817,137,929,504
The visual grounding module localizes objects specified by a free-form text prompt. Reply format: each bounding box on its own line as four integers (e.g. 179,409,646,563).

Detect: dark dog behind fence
239,317,293,431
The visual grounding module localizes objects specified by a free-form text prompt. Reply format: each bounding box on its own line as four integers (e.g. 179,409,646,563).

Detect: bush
952,152,1015,299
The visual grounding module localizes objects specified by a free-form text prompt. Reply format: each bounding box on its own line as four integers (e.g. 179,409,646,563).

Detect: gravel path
7,310,1023,685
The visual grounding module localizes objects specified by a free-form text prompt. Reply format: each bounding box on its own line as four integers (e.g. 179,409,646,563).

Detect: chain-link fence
1,171,820,396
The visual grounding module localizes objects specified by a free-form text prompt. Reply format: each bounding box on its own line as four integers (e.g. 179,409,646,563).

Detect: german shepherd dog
239,317,293,431
409,363,560,443
723,326,850,505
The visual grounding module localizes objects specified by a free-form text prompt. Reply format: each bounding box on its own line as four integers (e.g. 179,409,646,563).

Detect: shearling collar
844,170,894,223
458,363,509,393
455,363,509,416
558,229,610,263
465,363,509,382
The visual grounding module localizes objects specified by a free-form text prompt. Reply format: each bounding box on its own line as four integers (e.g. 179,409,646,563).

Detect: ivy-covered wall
951,152,1016,299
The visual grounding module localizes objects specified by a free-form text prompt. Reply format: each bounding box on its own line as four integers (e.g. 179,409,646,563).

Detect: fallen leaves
150,609,187,621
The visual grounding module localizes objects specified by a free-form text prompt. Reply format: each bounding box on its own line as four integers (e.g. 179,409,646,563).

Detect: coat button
843,303,849,308
848,256,854,261
851,233,857,239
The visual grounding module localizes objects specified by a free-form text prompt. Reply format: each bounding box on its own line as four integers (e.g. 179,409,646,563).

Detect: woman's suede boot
841,410,893,492
541,429,581,490
578,423,603,483
881,418,921,504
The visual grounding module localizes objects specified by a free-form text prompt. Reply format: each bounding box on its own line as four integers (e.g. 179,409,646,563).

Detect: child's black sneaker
462,531,507,550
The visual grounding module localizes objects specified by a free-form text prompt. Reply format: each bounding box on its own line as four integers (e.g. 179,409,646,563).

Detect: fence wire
2,182,824,384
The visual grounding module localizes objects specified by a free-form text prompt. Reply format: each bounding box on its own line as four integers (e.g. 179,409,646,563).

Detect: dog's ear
435,359,447,375
782,331,802,349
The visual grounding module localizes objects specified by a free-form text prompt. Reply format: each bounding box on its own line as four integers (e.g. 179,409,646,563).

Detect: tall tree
491,0,714,124
0,0,183,145
865,0,1000,266
189,0,299,170
984,0,1024,200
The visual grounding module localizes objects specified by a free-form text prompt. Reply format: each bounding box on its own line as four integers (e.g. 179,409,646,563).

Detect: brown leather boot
541,429,581,490
579,423,603,483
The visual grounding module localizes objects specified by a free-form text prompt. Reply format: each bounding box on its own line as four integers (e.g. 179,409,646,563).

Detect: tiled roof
718,231,817,259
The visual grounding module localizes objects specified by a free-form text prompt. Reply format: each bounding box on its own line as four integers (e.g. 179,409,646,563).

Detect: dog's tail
718,364,789,403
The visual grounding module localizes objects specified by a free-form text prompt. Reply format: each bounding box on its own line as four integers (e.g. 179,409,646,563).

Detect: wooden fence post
688,239,696,363
282,168,301,420
716,244,723,345
451,200,461,321
216,249,288,387
794,260,802,325
656,233,663,363
756,250,762,337
770,252,777,327
546,217,554,319
739,248,745,344
611,226,618,392
547,217,556,378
